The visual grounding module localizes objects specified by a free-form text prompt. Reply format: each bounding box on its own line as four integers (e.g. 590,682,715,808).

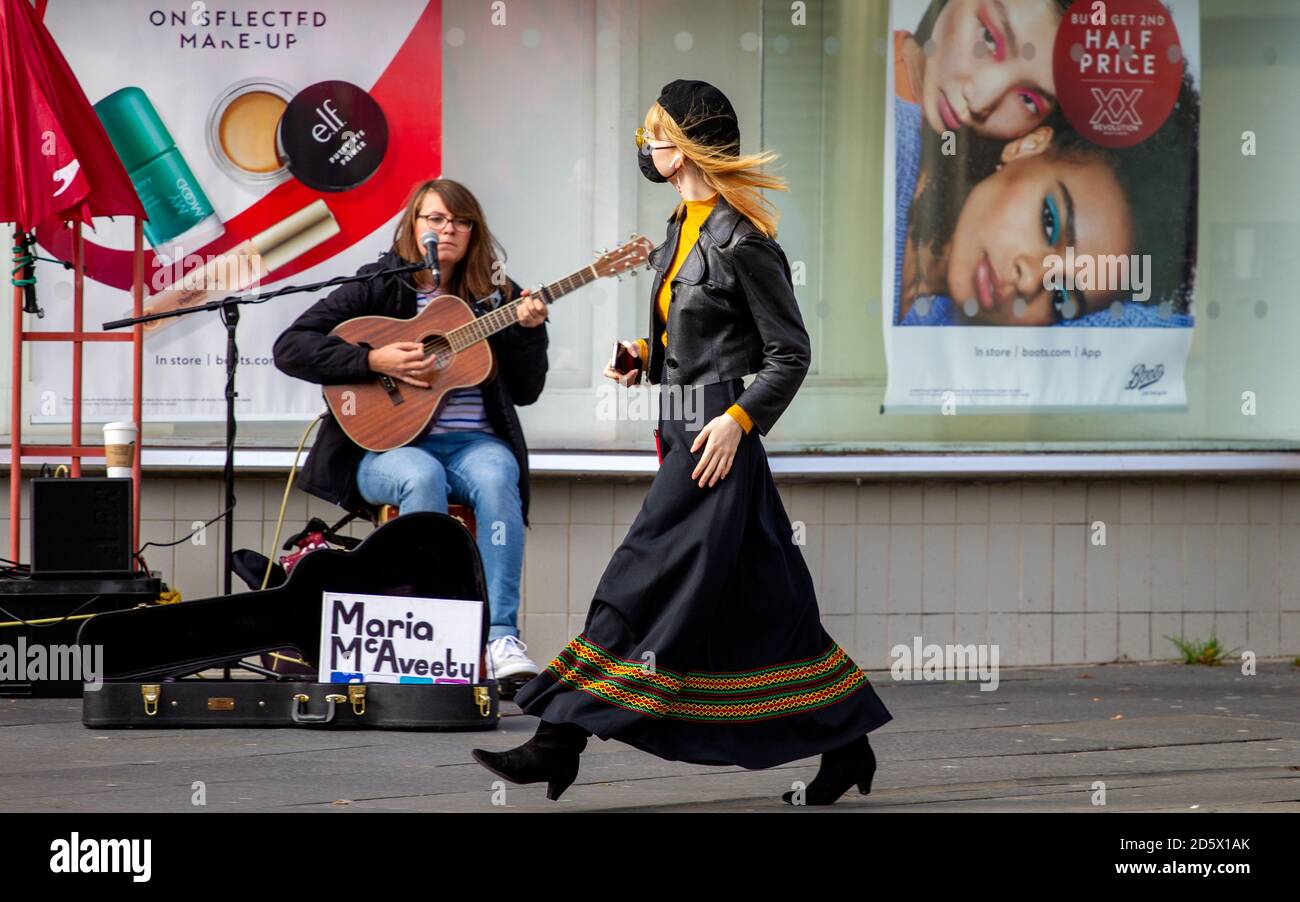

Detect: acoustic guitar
322,235,654,451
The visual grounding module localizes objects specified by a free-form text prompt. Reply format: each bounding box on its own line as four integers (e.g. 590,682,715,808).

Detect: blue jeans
356,430,524,642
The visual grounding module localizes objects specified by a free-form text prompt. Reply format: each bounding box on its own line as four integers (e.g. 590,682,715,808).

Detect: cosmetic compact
275,80,389,193
206,77,296,185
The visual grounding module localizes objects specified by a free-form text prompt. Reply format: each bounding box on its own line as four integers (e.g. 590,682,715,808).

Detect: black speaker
30,477,134,577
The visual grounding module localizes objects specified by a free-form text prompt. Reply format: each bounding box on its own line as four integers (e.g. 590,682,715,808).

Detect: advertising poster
30,0,441,422
883,0,1200,412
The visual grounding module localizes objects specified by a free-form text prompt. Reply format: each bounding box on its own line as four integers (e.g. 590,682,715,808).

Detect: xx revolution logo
1089,87,1144,136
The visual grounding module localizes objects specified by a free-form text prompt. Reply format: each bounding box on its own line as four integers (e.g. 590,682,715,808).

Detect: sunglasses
634,126,675,158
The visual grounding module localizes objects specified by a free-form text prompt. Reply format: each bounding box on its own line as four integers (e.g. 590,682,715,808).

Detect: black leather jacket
272,249,548,526
640,194,811,435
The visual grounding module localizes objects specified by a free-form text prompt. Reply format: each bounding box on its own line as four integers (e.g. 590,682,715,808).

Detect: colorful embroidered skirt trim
541,632,872,723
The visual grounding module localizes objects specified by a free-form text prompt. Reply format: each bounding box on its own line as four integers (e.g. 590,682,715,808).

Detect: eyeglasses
635,126,674,158
416,213,474,233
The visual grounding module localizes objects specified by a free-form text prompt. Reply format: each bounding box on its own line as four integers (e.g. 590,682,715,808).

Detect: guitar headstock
592,235,655,279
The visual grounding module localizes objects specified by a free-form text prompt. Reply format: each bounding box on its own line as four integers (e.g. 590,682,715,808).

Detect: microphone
420,230,440,291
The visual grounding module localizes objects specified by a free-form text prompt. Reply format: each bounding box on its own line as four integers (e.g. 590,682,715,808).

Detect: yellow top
636,194,754,434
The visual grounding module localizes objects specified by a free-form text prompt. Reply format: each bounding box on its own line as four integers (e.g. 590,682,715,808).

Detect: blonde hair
644,103,787,238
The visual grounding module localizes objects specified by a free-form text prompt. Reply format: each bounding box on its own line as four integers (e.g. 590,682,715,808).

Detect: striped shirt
416,291,493,433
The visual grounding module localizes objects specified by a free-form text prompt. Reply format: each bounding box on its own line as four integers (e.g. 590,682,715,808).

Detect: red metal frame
7,219,144,561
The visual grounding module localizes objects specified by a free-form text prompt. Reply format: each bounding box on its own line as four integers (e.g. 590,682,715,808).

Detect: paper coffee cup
103,421,138,478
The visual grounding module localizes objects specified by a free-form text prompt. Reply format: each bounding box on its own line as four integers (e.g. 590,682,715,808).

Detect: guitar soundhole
424,335,454,370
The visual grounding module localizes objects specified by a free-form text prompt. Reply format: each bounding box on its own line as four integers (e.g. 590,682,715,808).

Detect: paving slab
0,661,1296,812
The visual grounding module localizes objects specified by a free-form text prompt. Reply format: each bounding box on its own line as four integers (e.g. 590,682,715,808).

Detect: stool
379,502,476,538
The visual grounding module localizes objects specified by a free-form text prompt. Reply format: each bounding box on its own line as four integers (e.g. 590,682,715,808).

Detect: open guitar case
79,512,501,731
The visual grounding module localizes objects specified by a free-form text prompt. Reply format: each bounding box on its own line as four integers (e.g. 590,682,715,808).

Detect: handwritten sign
319,591,482,685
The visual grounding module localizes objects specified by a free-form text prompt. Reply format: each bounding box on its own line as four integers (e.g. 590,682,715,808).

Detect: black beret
656,79,740,156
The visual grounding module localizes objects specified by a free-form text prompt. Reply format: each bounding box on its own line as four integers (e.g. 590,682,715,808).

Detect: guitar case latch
141,683,161,717
347,684,367,717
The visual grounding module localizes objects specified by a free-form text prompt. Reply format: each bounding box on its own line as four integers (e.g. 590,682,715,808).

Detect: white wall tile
1216,483,1249,524
1248,524,1279,614
1021,484,1055,524
1117,524,1152,613
856,525,889,615
922,484,956,523
1214,525,1249,613
1247,611,1280,658
1085,537,1118,612
1119,484,1153,524
821,522,856,615
824,484,856,525
1184,483,1216,523
987,526,1020,613
1085,612,1118,662
1248,481,1281,524
1150,613,1184,660
569,482,613,524
1054,483,1086,524
1152,484,1185,524
1019,614,1052,665
987,613,1018,665
1053,524,1085,612
522,524,567,614
791,484,825,525
567,524,613,612
1150,525,1183,611
888,525,923,613
1052,613,1085,664
989,484,1021,523
890,484,923,524
1021,525,1051,613
954,524,988,614
956,484,989,523
854,614,890,670
1117,613,1150,661
857,484,890,524
922,525,955,613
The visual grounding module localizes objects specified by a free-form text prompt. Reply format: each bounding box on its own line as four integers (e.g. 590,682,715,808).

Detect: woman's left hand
516,289,547,328
690,414,742,488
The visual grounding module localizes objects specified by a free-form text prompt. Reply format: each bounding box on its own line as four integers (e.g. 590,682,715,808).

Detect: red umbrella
0,0,143,231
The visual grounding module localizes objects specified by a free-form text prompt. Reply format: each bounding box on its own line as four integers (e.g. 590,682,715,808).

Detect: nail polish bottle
94,86,225,263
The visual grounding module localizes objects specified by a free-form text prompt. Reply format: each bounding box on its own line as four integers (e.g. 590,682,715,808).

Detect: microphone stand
103,258,434,595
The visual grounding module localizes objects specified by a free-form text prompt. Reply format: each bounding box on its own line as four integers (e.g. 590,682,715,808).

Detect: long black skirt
514,378,892,769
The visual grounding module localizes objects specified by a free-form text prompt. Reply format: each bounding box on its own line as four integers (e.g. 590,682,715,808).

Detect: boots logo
1089,88,1143,135
1126,363,1165,390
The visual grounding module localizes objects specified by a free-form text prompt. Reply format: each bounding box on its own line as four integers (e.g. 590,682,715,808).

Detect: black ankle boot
471,719,591,801
781,734,876,806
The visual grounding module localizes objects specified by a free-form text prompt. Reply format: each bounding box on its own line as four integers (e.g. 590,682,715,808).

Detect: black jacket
272,249,549,527
642,195,811,435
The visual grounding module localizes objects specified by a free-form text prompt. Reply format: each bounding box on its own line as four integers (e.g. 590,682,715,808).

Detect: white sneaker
488,635,540,682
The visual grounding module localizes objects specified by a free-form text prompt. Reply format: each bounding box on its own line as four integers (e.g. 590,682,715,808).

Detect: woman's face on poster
923,0,1061,141
944,134,1133,326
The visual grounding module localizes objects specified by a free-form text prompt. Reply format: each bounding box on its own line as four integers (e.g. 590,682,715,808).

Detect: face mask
638,149,680,183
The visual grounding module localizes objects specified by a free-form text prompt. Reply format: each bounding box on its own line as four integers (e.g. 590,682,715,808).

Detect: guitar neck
445,265,599,351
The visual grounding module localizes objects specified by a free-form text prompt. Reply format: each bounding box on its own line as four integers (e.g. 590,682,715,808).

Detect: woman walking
472,80,892,806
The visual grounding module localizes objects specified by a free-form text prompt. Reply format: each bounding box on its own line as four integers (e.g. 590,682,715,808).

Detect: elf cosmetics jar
207,79,388,192
95,87,226,264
